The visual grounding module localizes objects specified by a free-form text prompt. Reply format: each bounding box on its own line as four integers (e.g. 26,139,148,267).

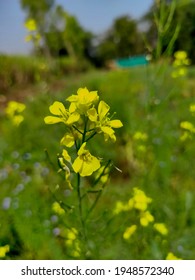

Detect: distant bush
0,55,92,93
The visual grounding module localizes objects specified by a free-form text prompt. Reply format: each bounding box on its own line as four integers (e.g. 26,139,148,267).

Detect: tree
20,0,55,56
20,1,93,60
96,16,144,65
49,5,92,59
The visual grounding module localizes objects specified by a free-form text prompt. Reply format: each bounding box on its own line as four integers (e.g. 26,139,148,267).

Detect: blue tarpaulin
115,55,149,68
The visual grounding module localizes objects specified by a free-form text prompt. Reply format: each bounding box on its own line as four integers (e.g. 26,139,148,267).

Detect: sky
0,0,153,55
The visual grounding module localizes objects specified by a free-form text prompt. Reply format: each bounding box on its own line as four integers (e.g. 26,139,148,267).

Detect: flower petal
72,157,83,173
87,108,98,122
62,149,71,162
49,101,66,115
79,156,100,177
60,134,75,147
108,119,123,128
66,112,80,125
44,116,63,124
98,101,110,121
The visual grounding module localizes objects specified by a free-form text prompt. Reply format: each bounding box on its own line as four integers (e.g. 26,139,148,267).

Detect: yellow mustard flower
62,149,71,162
154,223,168,235
133,131,148,141
52,202,65,215
172,51,190,78
61,133,75,147
123,225,137,240
24,19,37,31
189,104,195,114
87,100,123,142
72,142,100,177
64,228,81,257
60,130,82,148
5,101,26,126
130,188,152,211
66,228,78,241
113,201,130,215
140,210,154,227
44,101,80,125
5,101,26,117
180,121,195,133
58,151,72,189
174,51,189,64
0,245,10,258
166,252,182,260
67,87,99,114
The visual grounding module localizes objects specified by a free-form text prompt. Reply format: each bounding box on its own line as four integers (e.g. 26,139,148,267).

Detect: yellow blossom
87,100,123,142
113,201,130,215
166,252,182,260
66,228,78,241
64,228,81,257
189,104,195,114
154,223,168,235
60,131,81,148
72,142,100,177
140,211,154,227
174,51,187,61
123,225,137,240
58,152,72,189
61,133,75,147
44,101,80,125
5,101,26,126
67,87,99,114
24,19,37,31
62,149,71,162
5,101,26,117
180,121,195,133
52,202,65,215
172,51,190,78
0,245,10,258
131,188,152,211
133,131,148,141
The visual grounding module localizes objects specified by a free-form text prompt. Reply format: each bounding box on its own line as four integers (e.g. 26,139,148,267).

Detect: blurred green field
0,61,195,259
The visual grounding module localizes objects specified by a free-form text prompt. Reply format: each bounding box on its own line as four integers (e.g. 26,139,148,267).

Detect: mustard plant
113,187,179,259
44,87,123,250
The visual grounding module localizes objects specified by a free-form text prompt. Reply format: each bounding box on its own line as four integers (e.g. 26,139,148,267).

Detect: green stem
85,131,97,142
85,189,103,221
76,167,87,242
82,117,88,143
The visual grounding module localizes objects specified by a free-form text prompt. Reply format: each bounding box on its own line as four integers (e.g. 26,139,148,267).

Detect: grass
0,62,195,259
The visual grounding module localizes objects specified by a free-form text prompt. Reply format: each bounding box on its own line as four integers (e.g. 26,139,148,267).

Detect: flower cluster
24,18,41,46
180,104,195,141
171,50,190,78
113,187,168,240
5,101,26,126
0,245,10,258
114,188,154,227
44,87,123,181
